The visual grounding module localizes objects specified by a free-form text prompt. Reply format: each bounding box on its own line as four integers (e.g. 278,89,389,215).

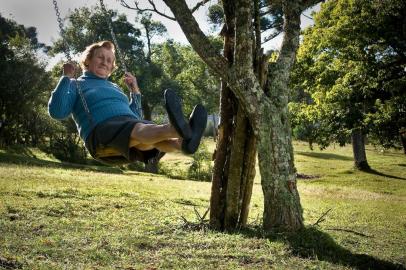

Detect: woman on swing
48,40,207,164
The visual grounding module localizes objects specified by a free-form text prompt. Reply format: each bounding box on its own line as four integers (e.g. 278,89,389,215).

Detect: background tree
0,14,52,147
153,41,221,114
291,0,406,169
137,12,168,121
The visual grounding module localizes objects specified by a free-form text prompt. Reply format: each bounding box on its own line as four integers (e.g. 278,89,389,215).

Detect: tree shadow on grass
295,151,353,161
361,167,406,180
238,226,404,270
277,227,404,270
0,151,123,174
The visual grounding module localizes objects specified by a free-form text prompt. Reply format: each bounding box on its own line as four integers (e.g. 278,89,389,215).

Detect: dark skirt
85,116,161,165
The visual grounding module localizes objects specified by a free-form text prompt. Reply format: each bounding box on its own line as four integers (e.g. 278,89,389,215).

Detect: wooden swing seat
94,146,123,158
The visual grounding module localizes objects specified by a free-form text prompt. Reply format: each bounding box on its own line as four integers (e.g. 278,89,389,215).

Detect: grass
0,140,405,269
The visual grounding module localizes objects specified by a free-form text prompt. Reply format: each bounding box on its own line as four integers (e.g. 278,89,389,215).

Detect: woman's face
87,47,115,78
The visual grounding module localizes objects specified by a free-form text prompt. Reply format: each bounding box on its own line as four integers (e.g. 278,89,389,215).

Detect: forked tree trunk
351,128,370,170
210,76,257,231
210,90,257,231
161,0,316,233
210,10,256,230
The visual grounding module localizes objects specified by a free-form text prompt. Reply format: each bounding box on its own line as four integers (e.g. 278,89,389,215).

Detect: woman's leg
154,139,182,152
134,139,182,153
129,122,179,149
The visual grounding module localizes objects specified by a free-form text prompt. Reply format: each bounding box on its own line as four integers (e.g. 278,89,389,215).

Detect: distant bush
159,161,188,180
48,134,87,164
188,143,213,181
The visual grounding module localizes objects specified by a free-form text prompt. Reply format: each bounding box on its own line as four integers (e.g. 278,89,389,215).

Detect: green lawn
0,141,405,269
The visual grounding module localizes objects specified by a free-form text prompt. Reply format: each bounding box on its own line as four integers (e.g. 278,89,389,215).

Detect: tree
121,0,321,232
153,41,221,114
136,13,169,121
0,14,52,147
292,0,406,169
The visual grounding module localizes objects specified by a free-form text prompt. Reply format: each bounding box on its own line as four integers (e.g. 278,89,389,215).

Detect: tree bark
259,103,303,232
210,83,233,230
400,129,406,155
210,91,257,231
209,9,256,230
212,114,218,141
352,128,370,170
260,0,304,232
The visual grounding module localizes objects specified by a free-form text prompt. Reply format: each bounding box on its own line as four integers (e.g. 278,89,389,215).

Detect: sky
0,0,214,46
0,0,318,67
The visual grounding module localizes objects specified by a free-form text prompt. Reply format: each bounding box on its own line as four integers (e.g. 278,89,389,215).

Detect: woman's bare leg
154,139,182,152
130,123,178,145
129,123,181,152
132,139,181,153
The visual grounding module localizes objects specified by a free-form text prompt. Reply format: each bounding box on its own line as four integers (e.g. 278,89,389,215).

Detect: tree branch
313,208,332,226
234,0,254,71
302,13,313,20
190,0,210,13
162,0,229,80
276,1,302,73
262,30,283,44
119,0,176,21
301,0,324,11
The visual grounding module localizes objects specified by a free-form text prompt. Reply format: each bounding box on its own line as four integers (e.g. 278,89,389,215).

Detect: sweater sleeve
48,76,78,120
129,92,143,120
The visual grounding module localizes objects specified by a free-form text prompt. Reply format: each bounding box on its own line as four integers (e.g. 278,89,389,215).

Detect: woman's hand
63,62,76,78
124,72,140,94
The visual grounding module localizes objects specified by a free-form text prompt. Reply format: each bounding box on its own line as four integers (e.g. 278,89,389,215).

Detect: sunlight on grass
0,140,405,269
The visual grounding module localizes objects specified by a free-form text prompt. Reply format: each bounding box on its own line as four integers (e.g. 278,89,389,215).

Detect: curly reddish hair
80,40,117,72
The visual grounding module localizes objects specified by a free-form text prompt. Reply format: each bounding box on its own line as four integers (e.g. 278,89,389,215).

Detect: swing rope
98,0,128,73
52,0,71,62
52,0,93,128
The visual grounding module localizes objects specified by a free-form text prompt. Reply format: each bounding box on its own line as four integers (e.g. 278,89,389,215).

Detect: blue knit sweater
48,71,143,141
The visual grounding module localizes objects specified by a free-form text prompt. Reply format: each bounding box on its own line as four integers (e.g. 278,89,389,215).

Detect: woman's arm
125,72,144,119
48,63,78,120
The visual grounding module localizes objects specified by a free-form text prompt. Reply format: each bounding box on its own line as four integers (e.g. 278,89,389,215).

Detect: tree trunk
259,103,303,232
210,83,233,230
212,114,218,141
210,90,257,231
142,101,152,121
400,129,406,155
352,128,370,170
160,0,317,233
209,3,256,231
210,67,257,231
260,0,304,232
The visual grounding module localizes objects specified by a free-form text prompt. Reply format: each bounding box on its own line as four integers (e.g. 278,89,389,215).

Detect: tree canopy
291,0,406,153
0,14,53,146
